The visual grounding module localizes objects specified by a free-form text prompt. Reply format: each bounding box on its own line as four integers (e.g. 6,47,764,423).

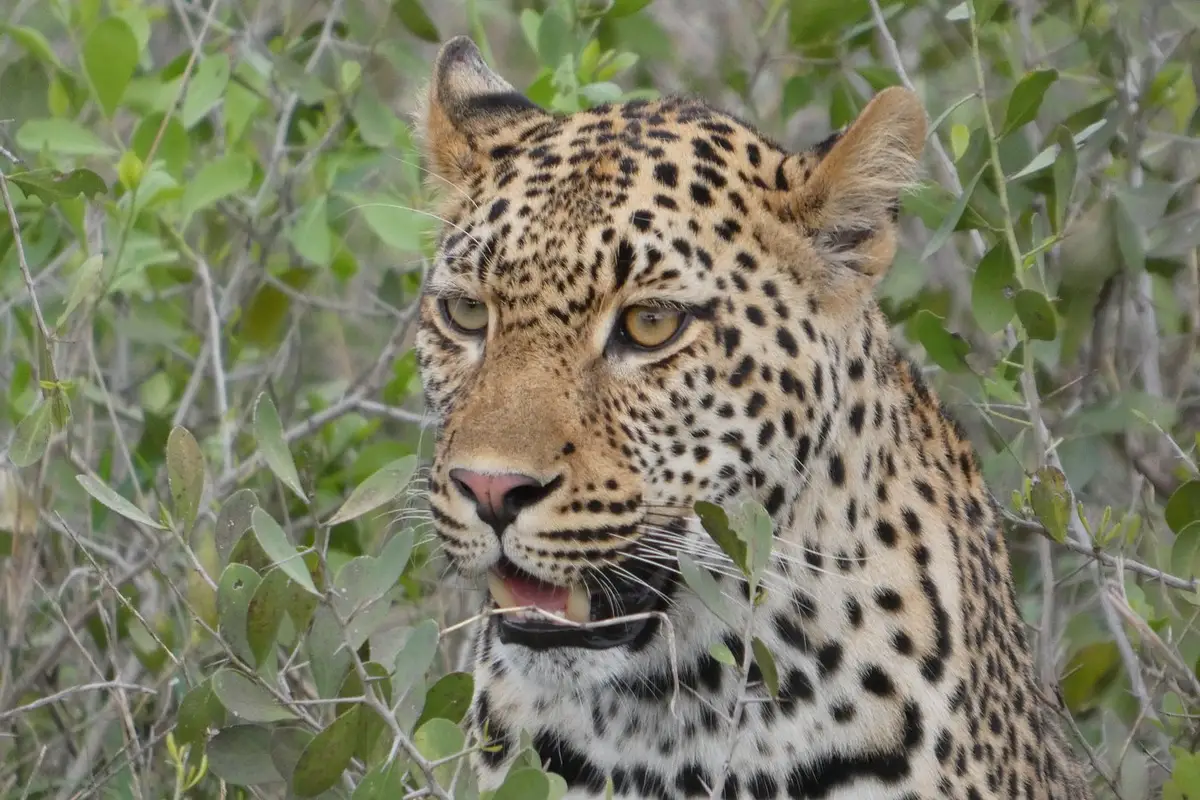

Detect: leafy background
1,0,1198,797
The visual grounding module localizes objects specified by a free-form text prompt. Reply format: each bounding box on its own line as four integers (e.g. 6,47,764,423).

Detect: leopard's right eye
440,297,489,335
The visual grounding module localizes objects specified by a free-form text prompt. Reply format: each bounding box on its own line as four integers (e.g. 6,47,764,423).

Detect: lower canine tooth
565,584,591,623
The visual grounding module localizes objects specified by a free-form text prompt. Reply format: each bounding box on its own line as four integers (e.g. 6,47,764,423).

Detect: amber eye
618,305,689,350
440,297,489,334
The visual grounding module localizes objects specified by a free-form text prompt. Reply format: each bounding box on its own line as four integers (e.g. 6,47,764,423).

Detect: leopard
411,35,1093,800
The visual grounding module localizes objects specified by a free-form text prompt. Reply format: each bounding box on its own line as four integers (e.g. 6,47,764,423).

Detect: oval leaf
1014,289,1058,342
218,563,262,664
678,553,736,627
215,489,259,565
1002,69,1058,137
206,725,284,786
82,17,138,115
75,473,165,530
414,671,473,731
252,392,307,502
291,708,361,797
393,618,441,692
212,668,298,722
9,401,53,468
246,567,291,666
325,455,418,526
181,53,231,128
167,426,205,532
1165,481,1200,535
1030,467,1072,544
252,507,319,596
181,153,253,221
392,0,441,42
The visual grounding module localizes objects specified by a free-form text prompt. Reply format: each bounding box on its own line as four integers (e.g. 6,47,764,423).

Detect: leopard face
413,38,925,689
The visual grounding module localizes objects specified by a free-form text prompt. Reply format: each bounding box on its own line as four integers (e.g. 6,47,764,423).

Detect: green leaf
75,473,165,529
1014,289,1058,341
393,618,441,691
218,563,261,664
211,668,298,722
971,241,1018,334
920,165,985,260
9,401,53,468
215,489,259,565
1050,127,1077,234
180,54,230,128
1030,466,1072,544
174,679,225,748
246,567,291,666
730,499,773,585
710,642,737,666
413,717,466,787
493,767,552,800
166,426,205,532
414,671,473,730
326,455,418,526
287,196,332,266
392,0,440,42
268,726,314,790
206,725,284,786
353,763,406,800
1001,69,1058,137
1,24,64,68
309,605,352,699
1169,521,1200,584
180,153,253,220
348,195,434,254
694,501,747,574
8,168,108,205
252,507,319,596
609,0,655,15
291,708,362,797
362,528,416,605
751,637,780,698
56,253,105,329
1061,641,1119,713
679,553,737,627
252,392,307,502
16,118,115,156
537,8,574,68
1113,193,1146,273
82,17,139,115
910,310,971,373
780,76,814,121
1165,481,1200,535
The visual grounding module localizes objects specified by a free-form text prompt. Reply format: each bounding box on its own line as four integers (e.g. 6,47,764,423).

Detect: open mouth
485,557,674,651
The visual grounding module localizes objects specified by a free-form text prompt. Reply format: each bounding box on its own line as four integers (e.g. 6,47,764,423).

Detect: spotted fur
413,36,1092,800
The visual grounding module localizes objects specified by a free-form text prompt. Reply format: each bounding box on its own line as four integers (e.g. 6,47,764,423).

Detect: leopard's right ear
416,36,546,185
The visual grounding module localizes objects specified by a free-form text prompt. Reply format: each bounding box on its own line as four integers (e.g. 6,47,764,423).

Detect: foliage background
1,0,1198,797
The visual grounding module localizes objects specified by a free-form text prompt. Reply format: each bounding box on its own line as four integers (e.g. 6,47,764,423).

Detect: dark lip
490,556,676,652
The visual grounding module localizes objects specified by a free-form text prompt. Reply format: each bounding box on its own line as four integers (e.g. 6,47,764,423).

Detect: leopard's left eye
617,305,690,350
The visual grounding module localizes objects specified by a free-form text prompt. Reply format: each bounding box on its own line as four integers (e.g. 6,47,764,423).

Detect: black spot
653,162,679,187
861,665,895,697
776,328,798,357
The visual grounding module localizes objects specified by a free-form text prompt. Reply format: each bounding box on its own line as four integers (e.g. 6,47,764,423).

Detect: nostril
501,475,563,517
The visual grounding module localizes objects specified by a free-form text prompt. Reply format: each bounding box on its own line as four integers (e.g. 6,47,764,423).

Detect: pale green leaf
16,118,115,156
326,455,418,526
180,153,253,220
75,473,165,530
82,17,139,115
9,402,53,468
211,668,298,722
291,708,361,797
181,53,230,128
56,254,104,329
206,725,284,786
252,507,318,596
166,426,205,532
252,392,307,502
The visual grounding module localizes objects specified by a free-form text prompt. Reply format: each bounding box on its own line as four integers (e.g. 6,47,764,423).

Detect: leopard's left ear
790,87,927,278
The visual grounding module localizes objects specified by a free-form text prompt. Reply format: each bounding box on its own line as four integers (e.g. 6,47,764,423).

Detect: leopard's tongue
487,571,591,623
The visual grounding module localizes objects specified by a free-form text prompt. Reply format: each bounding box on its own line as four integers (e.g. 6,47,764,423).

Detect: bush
0,0,1197,797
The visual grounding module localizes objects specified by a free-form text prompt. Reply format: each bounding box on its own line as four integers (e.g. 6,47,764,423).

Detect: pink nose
448,468,558,533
